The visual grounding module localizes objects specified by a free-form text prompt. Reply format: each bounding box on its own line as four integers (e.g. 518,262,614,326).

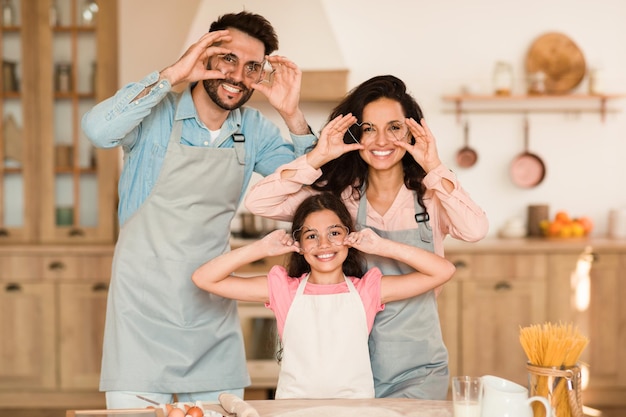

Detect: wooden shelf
442,93,626,122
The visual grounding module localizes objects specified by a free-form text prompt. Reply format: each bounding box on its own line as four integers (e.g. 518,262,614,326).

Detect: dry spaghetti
520,322,589,417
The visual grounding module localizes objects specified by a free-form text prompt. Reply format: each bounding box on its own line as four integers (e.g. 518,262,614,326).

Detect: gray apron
100,108,250,392
356,194,449,399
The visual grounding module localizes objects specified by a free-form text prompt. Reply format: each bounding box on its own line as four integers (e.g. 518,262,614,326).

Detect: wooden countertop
444,237,626,253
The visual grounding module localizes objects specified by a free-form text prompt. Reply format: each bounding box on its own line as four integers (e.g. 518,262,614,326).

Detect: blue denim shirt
82,71,316,225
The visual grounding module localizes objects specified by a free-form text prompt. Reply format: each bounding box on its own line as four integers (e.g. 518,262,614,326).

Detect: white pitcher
481,375,552,417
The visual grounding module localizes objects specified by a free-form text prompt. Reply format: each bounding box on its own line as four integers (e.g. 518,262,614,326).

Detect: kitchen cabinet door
459,254,547,385
0,0,38,243
58,281,108,389
37,0,119,244
547,250,626,406
0,281,56,390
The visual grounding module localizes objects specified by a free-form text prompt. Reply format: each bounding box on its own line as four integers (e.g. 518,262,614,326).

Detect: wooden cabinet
0,246,112,409
445,251,548,386
547,248,626,407
0,281,56,390
0,0,118,245
58,278,110,390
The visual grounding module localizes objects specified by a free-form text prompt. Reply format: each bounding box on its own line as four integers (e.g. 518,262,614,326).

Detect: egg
168,407,186,417
185,406,204,417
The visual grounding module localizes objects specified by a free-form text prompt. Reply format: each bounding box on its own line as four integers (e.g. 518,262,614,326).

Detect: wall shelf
442,94,626,123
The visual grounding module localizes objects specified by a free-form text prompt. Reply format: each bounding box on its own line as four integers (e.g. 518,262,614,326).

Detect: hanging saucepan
456,121,478,168
510,118,546,188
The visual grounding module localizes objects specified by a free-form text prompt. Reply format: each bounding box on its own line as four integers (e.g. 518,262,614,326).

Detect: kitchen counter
204,398,452,417
67,399,452,417
444,236,626,252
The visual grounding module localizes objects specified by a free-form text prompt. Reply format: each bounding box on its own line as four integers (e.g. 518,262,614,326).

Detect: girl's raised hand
306,114,363,169
344,227,384,255
258,229,300,257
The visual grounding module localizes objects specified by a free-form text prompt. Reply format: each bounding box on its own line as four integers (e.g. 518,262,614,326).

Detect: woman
244,75,488,399
193,193,455,399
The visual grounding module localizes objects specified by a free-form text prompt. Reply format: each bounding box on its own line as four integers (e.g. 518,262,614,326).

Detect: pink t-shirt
265,265,385,339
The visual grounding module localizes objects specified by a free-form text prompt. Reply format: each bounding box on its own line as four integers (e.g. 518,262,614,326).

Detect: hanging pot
510,118,546,188
456,121,478,168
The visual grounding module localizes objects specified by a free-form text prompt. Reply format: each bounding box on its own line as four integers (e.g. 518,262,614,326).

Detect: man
82,11,316,408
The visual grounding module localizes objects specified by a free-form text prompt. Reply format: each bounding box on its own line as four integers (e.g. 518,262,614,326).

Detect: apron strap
232,132,246,165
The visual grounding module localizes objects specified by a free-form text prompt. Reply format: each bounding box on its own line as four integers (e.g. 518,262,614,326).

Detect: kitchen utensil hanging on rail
510,117,546,188
455,121,478,168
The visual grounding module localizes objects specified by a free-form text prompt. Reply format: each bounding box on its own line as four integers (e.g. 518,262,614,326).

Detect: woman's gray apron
356,194,448,399
100,110,249,392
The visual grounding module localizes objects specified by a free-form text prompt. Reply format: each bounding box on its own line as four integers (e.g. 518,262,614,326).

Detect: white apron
275,275,375,399
100,104,250,392
357,194,449,400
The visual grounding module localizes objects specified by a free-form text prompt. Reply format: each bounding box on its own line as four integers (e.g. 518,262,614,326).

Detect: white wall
119,0,626,237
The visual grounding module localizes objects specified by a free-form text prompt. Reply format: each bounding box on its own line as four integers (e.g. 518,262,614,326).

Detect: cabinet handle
68,228,85,237
5,283,22,292
494,281,512,291
92,282,109,292
453,260,468,269
0,228,9,237
48,261,66,270
250,259,266,266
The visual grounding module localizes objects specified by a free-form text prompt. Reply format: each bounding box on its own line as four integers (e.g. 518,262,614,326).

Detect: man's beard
203,78,254,111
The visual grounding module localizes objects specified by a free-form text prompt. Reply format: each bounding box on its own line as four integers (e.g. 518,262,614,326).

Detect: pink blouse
265,265,385,339
245,155,489,256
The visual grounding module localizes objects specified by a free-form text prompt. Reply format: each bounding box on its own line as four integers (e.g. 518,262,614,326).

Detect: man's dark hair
210,11,279,56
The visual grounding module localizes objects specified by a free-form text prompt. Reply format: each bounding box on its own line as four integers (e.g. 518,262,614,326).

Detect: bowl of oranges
539,211,593,238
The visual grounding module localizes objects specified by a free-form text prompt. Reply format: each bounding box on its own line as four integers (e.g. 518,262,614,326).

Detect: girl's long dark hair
286,193,366,278
310,75,428,214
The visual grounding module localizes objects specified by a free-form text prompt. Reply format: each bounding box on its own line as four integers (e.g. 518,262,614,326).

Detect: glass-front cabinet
0,0,35,242
0,0,118,244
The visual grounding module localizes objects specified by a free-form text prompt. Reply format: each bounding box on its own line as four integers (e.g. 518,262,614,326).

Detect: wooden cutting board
525,32,586,94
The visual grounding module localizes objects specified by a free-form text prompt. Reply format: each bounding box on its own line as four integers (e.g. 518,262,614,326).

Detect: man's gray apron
356,194,448,399
100,110,250,392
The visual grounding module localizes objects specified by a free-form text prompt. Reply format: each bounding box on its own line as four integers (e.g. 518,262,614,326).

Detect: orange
555,210,571,223
577,216,594,235
547,221,563,237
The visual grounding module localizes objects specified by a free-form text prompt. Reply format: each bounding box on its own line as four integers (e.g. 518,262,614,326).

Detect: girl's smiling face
297,209,349,274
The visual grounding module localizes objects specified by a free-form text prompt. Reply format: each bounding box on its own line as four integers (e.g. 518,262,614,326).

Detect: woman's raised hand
306,114,363,169
393,118,443,173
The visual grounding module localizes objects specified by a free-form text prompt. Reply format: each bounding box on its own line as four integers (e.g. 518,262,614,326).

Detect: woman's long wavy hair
286,193,366,279
310,75,428,214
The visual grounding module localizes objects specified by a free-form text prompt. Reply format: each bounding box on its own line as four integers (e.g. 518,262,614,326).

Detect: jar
55,63,72,92
49,0,59,26
527,362,583,417
588,67,605,95
527,71,546,95
493,61,513,96
2,0,15,26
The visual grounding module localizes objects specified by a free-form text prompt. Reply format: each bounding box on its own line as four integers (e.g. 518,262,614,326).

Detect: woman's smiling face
357,97,410,171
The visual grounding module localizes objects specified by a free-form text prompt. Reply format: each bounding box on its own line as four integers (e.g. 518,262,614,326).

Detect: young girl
192,193,455,399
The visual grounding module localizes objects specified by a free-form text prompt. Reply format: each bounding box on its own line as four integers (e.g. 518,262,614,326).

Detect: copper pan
510,118,546,188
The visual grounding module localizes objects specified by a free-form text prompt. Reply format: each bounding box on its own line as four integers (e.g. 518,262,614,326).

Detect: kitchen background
120,0,626,238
